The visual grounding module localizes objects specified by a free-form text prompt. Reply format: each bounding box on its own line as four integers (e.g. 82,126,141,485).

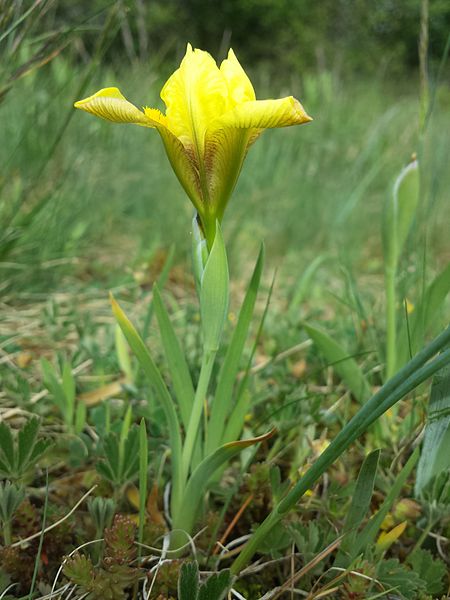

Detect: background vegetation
1,0,450,598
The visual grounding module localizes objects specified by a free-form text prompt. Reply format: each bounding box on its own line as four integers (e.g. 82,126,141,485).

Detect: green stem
409,517,435,560
230,327,450,574
138,419,148,562
181,350,216,481
385,266,397,379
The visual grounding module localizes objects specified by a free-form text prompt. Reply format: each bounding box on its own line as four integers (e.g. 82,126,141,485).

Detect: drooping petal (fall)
74,87,162,127
203,96,311,220
204,127,251,221
152,119,203,215
74,88,203,214
216,96,312,130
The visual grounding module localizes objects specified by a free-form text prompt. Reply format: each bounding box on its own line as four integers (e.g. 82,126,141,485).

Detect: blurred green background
1,0,449,292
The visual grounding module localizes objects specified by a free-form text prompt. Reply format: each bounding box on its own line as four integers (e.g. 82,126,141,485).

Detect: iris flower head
75,44,312,247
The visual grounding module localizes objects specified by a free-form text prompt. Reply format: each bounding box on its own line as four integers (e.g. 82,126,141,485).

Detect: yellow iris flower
75,44,312,247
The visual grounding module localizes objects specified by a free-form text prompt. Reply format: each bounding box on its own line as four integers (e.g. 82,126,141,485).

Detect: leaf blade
207,244,264,453
153,284,195,430
304,323,371,404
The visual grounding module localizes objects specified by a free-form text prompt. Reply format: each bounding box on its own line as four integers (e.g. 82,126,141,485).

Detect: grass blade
355,448,419,554
141,244,175,341
334,449,380,567
110,293,183,515
399,261,450,364
415,365,450,495
304,323,371,404
207,244,264,454
288,254,328,318
223,269,275,444
138,418,148,561
383,159,420,378
153,283,195,430
173,429,275,537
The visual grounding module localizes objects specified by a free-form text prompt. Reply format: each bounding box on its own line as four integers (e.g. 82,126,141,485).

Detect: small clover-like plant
178,561,232,600
0,417,52,482
41,358,86,434
88,497,115,540
96,418,141,491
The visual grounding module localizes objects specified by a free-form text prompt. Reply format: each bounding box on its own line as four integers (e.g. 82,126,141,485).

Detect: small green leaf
382,159,420,270
0,422,15,473
41,358,66,417
122,426,140,482
399,261,450,365
17,417,40,472
288,254,328,318
334,449,380,567
355,448,419,555
178,561,199,600
29,438,52,466
416,365,450,495
96,461,117,485
377,558,425,598
98,433,120,484
200,222,229,353
198,570,232,600
62,361,76,426
304,323,371,403
407,548,446,596
0,481,25,523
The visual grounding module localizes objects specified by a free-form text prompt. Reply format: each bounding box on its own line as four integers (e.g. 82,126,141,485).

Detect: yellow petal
160,44,229,155
74,87,158,127
220,48,255,105
216,96,312,130
204,127,251,220
203,97,311,217
376,521,407,552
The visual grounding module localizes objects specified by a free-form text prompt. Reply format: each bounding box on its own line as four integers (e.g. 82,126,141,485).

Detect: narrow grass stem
409,517,435,560
231,327,450,574
181,350,216,482
138,419,148,562
385,266,397,379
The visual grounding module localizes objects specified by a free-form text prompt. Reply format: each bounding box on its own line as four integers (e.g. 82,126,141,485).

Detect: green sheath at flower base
74,44,312,248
